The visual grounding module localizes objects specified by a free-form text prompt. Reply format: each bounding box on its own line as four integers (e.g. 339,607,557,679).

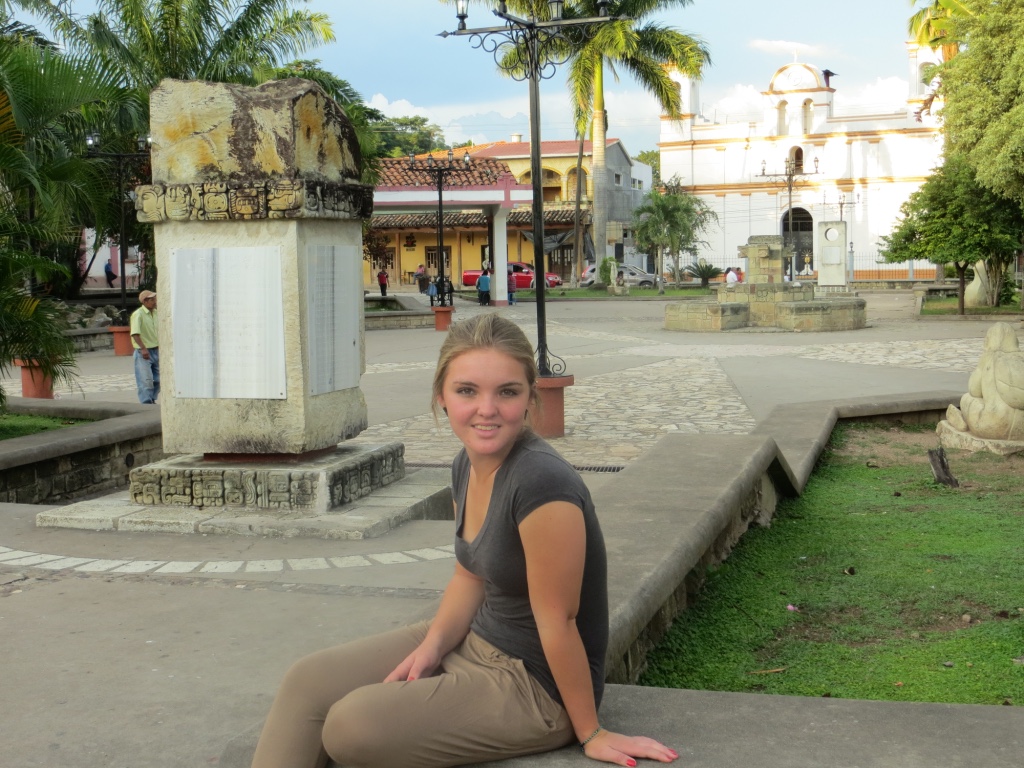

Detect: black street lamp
760,155,819,281
407,148,473,308
443,0,618,376
86,133,152,322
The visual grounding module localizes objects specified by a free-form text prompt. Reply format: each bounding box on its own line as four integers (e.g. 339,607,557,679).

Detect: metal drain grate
407,461,623,474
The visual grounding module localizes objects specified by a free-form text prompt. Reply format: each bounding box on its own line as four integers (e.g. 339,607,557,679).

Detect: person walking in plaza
377,268,390,297
507,266,517,306
250,313,678,768
129,290,159,404
104,260,118,288
415,263,428,294
725,267,739,284
477,268,490,306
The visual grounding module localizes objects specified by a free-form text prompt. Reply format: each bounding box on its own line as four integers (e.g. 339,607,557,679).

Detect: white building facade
660,44,943,280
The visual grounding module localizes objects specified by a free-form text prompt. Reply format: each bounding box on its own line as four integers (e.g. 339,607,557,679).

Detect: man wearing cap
130,290,159,404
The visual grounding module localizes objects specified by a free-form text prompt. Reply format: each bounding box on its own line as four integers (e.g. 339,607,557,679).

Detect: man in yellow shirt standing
129,290,159,404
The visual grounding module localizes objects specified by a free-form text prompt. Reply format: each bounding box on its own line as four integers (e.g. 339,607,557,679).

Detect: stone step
35,467,452,539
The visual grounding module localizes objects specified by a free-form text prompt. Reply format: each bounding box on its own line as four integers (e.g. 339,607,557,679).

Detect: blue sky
28,1,922,154
316,0,920,153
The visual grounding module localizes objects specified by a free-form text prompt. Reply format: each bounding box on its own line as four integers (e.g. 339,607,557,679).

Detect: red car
462,261,562,289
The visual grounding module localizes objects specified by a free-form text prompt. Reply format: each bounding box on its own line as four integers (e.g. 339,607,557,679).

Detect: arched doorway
781,207,814,277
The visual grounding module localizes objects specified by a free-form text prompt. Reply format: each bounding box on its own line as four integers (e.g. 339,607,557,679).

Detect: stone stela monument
127,78,404,517
665,232,866,333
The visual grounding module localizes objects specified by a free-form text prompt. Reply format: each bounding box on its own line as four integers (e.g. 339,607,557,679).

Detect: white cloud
833,76,910,113
704,84,763,122
749,39,827,60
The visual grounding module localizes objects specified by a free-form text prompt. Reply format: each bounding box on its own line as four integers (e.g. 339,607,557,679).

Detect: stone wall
0,400,163,504
664,301,748,331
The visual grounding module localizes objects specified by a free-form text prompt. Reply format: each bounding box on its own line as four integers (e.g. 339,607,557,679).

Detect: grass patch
0,413,88,440
921,296,1023,315
640,422,1024,706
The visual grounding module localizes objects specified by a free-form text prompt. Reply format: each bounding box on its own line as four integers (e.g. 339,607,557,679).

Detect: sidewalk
1,296,1019,768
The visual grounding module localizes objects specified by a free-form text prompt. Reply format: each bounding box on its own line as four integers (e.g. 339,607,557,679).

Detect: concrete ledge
222,391,988,768
462,684,1024,767
0,401,160,471
0,399,163,504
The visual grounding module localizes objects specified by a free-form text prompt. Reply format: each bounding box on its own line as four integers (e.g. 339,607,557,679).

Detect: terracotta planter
533,374,574,438
13,358,54,399
432,306,455,332
109,325,134,356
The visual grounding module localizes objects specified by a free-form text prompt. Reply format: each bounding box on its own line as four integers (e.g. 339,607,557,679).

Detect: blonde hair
431,313,539,420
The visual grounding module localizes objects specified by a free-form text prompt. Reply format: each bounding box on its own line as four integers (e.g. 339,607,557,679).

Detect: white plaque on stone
307,244,361,395
171,247,287,399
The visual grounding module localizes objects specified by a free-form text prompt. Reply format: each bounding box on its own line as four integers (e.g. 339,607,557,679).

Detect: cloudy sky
33,1,924,155
321,0,921,154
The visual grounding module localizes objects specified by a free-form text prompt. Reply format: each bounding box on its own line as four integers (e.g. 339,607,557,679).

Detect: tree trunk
956,261,967,315
985,257,1006,307
591,59,608,269
658,247,665,295
572,135,585,286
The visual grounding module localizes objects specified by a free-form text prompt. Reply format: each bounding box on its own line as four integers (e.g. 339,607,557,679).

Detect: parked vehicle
580,263,663,288
462,261,562,289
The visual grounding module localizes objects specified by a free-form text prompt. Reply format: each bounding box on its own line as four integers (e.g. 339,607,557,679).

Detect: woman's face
438,348,531,462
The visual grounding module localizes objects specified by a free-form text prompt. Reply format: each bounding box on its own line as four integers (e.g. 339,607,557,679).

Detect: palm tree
908,0,975,64
562,1,709,275
632,185,716,294
33,0,335,93
442,1,709,280
0,39,125,404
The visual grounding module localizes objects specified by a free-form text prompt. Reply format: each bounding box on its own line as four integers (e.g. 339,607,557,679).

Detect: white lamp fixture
548,0,564,20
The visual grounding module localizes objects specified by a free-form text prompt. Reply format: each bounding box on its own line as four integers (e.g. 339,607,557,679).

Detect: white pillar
489,206,510,304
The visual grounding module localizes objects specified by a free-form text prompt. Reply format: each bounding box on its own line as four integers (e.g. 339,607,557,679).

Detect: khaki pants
251,622,572,768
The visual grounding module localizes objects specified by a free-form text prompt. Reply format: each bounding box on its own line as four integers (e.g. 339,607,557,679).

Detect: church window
777,101,788,136
802,99,813,134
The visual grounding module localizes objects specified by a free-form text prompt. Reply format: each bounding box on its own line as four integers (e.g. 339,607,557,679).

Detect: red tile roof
468,139,623,159
377,156,514,187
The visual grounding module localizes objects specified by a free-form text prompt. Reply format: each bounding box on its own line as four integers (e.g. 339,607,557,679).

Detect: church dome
768,63,827,92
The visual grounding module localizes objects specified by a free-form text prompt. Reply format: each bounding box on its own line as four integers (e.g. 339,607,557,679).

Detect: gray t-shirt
453,433,608,707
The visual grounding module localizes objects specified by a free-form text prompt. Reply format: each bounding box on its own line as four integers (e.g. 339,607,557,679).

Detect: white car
581,264,663,288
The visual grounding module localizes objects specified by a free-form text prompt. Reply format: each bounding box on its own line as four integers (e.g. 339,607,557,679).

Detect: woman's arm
384,561,485,682
520,502,678,766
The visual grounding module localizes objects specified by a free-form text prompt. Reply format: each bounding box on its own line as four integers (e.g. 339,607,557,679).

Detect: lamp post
407,148,473,309
443,0,618,376
86,134,152,322
760,155,819,281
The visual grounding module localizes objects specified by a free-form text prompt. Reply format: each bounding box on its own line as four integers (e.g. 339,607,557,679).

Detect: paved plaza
1,291,1018,768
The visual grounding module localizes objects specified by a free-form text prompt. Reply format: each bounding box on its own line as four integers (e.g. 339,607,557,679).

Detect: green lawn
921,296,1023,315
641,422,1024,706
0,412,88,440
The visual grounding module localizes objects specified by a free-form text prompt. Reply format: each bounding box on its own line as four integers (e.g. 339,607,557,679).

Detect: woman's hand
583,729,679,766
383,644,442,683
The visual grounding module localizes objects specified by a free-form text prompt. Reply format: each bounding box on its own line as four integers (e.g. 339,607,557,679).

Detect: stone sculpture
938,322,1024,455
964,260,991,309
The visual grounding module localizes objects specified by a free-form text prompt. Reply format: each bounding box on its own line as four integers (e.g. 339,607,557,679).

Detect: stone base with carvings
128,443,405,516
936,420,1024,457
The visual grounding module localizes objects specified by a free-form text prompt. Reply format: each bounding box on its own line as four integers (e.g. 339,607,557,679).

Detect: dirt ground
832,422,1024,494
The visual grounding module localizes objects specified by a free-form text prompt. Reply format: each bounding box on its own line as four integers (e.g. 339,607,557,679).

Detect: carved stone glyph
129,444,405,514
136,78,372,223
938,322,1024,455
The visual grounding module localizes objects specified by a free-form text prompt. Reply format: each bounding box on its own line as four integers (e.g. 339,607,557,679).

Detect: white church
659,43,943,281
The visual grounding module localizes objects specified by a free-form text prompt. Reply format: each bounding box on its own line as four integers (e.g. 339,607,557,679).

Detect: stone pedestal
534,375,574,438
129,443,405,515
105,78,414,537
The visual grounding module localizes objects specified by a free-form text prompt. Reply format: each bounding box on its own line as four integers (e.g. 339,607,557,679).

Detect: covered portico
373,157,532,304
